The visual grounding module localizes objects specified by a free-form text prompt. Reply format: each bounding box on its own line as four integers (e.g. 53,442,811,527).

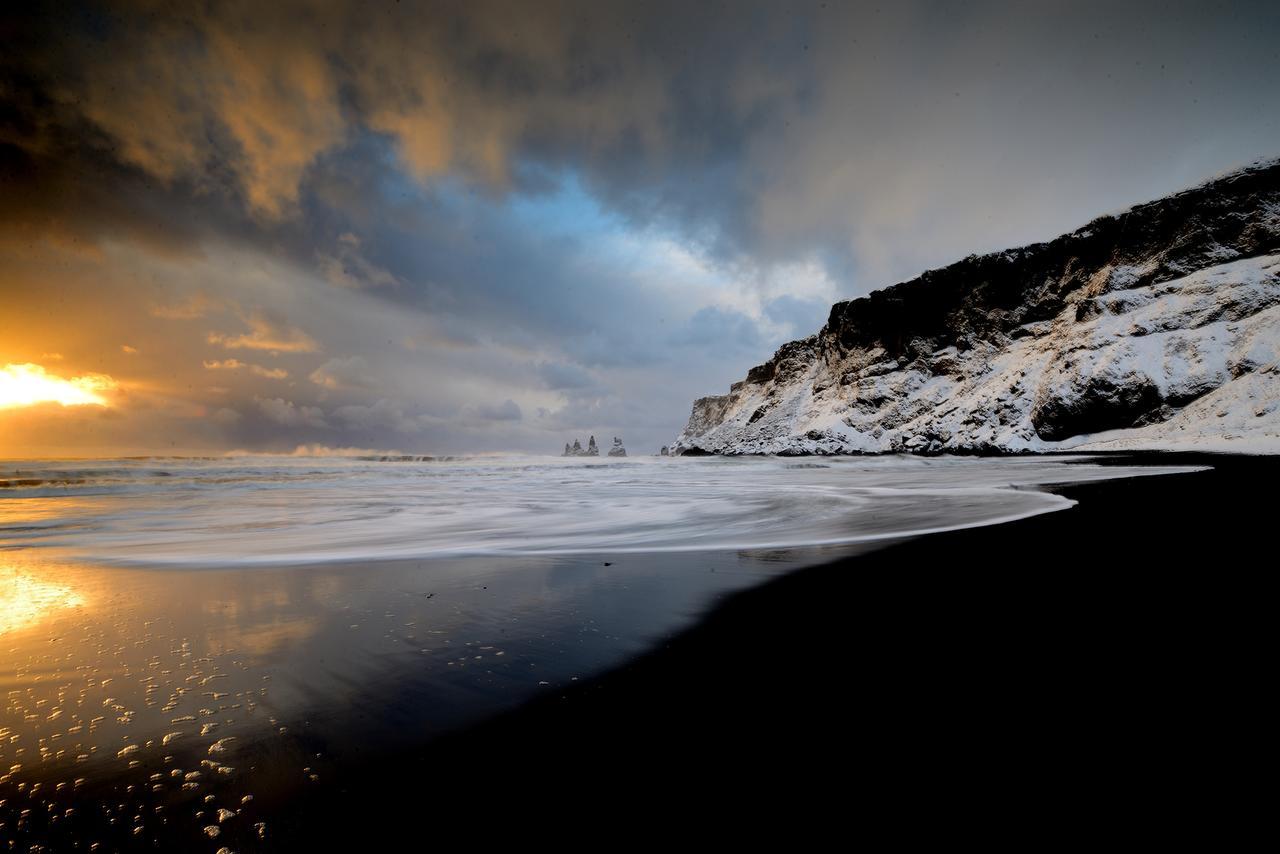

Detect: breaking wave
0,454,1200,567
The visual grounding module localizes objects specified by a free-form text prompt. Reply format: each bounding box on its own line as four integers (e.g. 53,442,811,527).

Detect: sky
1,0,1278,457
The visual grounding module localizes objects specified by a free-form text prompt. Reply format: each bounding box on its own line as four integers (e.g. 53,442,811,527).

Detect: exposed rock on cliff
674,160,1280,454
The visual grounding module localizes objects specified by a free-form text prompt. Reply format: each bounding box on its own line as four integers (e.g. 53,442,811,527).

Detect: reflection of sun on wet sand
0,569,84,635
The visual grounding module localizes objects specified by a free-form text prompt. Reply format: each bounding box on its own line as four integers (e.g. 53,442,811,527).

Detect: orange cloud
150,294,219,320
203,359,289,379
206,313,318,353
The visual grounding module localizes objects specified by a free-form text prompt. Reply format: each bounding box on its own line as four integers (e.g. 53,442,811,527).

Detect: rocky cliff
674,160,1280,454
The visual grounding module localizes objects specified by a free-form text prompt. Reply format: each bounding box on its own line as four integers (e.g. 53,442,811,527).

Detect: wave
0,454,1202,567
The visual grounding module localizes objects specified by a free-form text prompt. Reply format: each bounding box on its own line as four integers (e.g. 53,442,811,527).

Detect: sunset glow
0,363,115,410
0,569,85,635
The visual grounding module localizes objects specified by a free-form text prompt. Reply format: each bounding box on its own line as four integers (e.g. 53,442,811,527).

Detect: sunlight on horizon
0,363,115,410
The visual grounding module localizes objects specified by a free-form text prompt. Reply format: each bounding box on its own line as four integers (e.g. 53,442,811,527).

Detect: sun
0,363,116,409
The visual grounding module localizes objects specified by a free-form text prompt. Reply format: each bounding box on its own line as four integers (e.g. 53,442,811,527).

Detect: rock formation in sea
607,437,627,457
673,159,1280,455
562,436,602,456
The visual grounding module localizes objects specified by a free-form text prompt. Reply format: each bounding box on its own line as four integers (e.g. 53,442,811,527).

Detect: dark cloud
309,357,376,391
537,361,597,391
673,307,767,355
763,295,831,340
5,1,1280,270
471,399,523,422
332,399,426,434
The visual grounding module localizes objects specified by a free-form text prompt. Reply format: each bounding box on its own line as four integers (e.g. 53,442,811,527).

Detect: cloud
671,306,767,354
537,361,596,391
762,295,830,340
211,407,241,426
285,444,403,457
332,399,423,433
70,4,347,219
318,235,401,290
470,399,523,422
208,313,318,353
1,0,813,239
308,356,374,390
6,1,1279,277
256,397,327,428
204,359,289,380
150,294,220,320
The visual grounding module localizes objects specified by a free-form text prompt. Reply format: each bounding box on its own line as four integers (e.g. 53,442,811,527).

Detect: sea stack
607,437,627,457
562,437,603,456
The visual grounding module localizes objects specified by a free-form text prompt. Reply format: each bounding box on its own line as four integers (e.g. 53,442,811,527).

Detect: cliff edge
674,160,1280,454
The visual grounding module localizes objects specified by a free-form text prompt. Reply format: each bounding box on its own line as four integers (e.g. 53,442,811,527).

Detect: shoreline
250,451,1270,844
2,452,1266,847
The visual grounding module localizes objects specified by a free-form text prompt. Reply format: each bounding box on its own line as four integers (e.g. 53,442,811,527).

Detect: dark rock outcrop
562,436,602,457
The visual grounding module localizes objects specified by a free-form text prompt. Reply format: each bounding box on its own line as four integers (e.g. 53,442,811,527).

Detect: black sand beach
261,452,1271,846
3,453,1268,849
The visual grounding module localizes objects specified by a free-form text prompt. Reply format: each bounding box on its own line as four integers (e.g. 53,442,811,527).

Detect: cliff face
674,160,1280,455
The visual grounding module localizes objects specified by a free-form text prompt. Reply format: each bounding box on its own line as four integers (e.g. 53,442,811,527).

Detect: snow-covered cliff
674,161,1280,455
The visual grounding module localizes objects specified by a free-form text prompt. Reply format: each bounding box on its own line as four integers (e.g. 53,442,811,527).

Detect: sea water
0,454,1198,565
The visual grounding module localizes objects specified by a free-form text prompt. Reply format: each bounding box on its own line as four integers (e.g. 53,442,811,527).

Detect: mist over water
0,455,1198,566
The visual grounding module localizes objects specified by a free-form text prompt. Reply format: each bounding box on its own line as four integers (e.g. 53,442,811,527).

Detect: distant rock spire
561,435,614,456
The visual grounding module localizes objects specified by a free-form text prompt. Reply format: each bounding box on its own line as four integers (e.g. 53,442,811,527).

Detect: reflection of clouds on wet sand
204,615,320,658
201,604,318,663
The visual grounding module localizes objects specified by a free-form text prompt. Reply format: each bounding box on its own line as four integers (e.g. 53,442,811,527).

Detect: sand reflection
0,547,833,846
0,566,85,635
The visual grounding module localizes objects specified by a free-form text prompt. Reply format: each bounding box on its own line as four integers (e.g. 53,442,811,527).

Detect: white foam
0,454,1201,567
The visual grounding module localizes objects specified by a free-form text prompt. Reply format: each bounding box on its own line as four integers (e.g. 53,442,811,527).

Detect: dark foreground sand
262,453,1268,846
4,453,1267,848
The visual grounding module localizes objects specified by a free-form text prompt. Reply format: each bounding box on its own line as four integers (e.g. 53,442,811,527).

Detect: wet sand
1,453,1267,847
277,452,1271,846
